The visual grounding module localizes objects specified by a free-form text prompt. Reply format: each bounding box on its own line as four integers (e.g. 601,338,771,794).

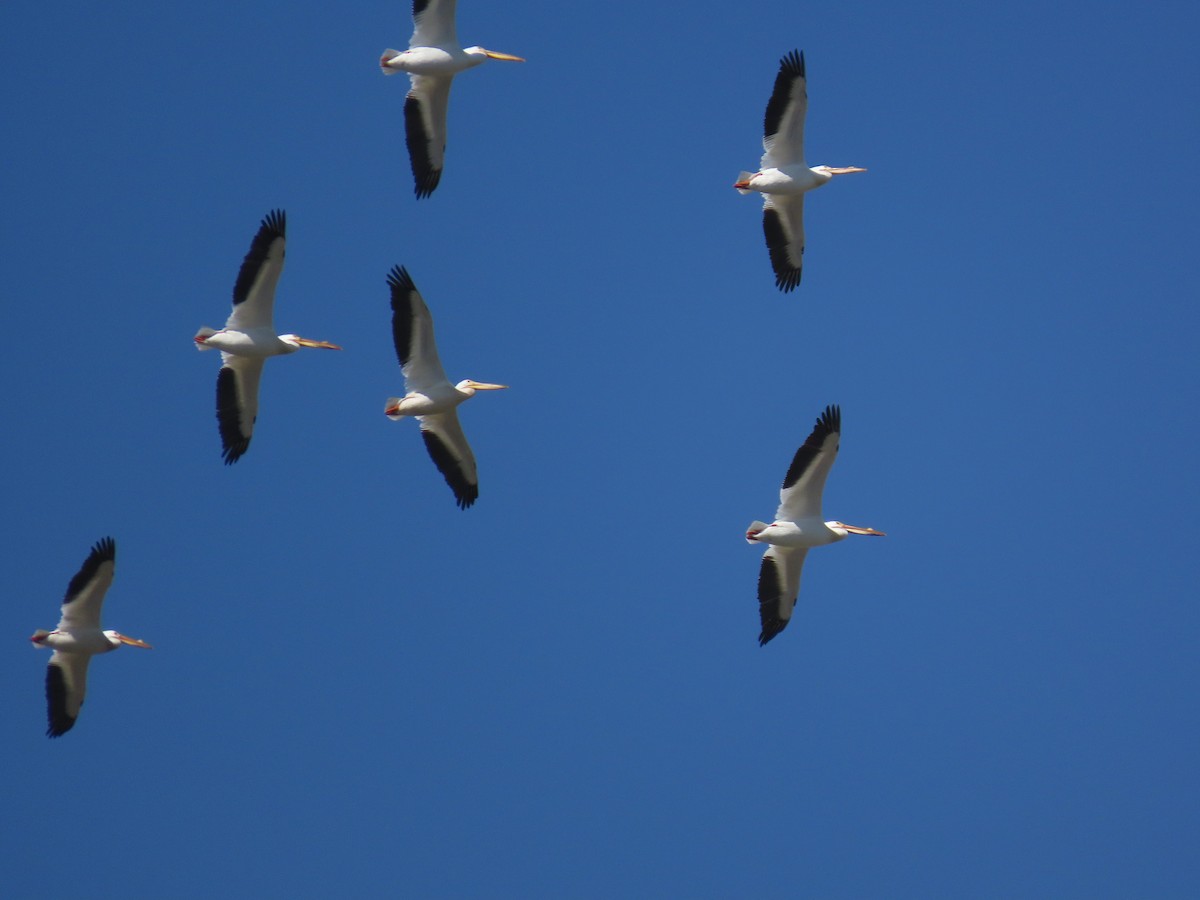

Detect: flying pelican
30,538,151,737
746,405,884,645
734,50,866,292
194,209,342,464
380,0,525,198
384,265,507,508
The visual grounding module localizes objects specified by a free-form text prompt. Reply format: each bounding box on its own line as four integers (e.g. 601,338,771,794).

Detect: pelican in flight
194,209,341,464
384,265,507,508
746,406,884,645
380,0,525,198
30,538,151,737
735,50,866,292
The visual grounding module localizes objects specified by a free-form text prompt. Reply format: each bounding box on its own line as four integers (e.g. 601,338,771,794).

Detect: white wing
404,74,453,198
760,50,807,169
226,209,286,331
410,0,458,49
776,405,841,522
215,355,265,464
418,410,479,509
45,651,91,737
757,546,808,646
388,265,451,394
56,537,116,631
762,194,805,293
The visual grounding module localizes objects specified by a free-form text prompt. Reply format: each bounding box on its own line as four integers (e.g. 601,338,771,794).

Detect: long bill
115,633,153,648
842,523,886,536
293,337,343,350
827,167,867,175
483,50,525,61
464,381,509,390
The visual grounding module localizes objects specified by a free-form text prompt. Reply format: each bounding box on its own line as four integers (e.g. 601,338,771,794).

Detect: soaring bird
30,538,151,737
194,209,341,464
746,406,884,645
384,265,507,508
380,0,525,198
735,50,866,292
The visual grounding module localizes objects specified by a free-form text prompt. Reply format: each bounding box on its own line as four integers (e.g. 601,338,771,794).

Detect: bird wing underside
762,194,805,293
216,355,264,464
411,0,458,49
227,209,286,332
757,546,807,646
45,652,89,737
777,404,841,522
419,410,479,509
388,265,451,393
761,49,807,169
404,75,452,198
57,537,116,631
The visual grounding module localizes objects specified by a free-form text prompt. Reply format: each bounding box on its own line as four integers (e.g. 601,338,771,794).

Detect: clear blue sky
3,1,1199,896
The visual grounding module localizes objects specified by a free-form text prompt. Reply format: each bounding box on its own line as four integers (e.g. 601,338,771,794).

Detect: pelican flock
381,0,524,197
746,406,885,645
30,538,151,737
31,20,888,731
384,265,507,508
735,50,866,292
194,209,342,464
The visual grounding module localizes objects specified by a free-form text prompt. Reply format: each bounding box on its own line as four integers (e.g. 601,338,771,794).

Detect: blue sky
3,0,1199,896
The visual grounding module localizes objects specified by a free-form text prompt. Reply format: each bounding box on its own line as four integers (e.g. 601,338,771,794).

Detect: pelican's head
827,521,886,538
465,47,526,63
280,334,343,354
455,379,509,397
104,630,153,650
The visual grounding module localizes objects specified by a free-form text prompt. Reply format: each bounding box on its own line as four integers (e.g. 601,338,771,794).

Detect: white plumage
380,0,524,198
735,50,866,292
30,538,151,737
746,406,884,645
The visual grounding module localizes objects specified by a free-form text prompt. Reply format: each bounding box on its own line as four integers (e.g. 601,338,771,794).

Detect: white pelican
380,0,525,198
384,265,507,508
746,405,884,645
30,538,151,737
194,209,342,464
735,50,866,292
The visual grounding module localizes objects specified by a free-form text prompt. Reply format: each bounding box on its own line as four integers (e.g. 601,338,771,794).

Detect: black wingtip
44,664,76,738
387,265,417,294
763,207,802,293
780,49,805,78
404,95,444,199
63,537,116,605
816,404,841,433
216,367,252,465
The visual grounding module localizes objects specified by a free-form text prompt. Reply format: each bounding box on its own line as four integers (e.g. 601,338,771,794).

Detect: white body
746,406,883,645
30,538,151,737
380,0,524,197
194,210,340,464
735,50,864,292
384,265,507,509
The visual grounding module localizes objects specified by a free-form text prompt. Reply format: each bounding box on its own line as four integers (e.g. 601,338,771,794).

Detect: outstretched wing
215,355,265,464
418,410,479,509
761,49,807,169
410,0,458,49
45,651,91,737
226,209,286,331
762,194,805,293
57,537,116,632
404,75,453,198
757,546,808,646
389,265,450,393
776,404,841,522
